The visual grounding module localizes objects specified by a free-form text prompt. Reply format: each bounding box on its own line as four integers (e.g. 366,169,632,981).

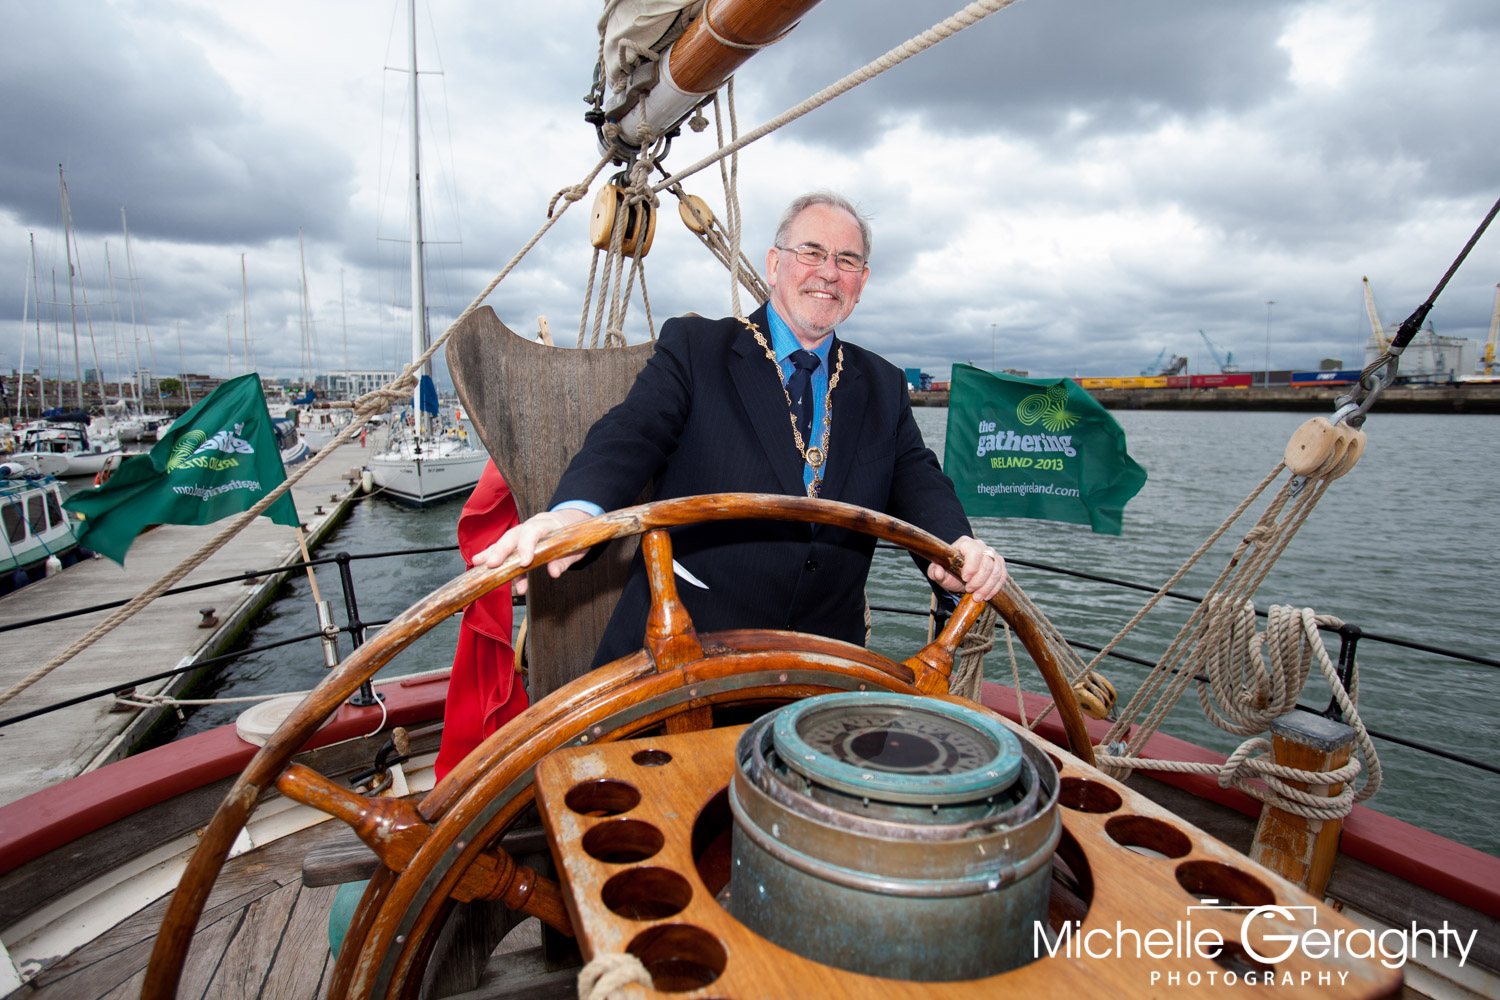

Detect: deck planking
15,821,342,1000
0,438,378,808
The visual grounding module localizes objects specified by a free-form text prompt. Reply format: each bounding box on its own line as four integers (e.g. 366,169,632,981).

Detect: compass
771,692,1023,804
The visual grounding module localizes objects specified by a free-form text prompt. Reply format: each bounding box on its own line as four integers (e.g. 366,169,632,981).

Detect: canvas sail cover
599,0,699,93
942,365,1147,535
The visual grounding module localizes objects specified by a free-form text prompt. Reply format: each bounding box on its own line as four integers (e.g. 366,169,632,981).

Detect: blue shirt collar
766,302,834,367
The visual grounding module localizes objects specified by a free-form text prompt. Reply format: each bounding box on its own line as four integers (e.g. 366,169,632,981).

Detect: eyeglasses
776,243,867,272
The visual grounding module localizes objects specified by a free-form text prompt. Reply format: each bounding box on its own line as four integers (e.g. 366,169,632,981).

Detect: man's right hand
471,507,593,595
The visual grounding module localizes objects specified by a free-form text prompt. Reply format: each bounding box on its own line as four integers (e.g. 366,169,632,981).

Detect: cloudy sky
3,0,1498,393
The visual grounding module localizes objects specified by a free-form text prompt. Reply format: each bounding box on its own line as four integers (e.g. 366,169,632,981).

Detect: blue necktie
786,350,821,444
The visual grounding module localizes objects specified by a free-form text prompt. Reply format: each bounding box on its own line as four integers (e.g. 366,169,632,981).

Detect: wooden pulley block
678,193,715,233
589,184,657,258
1326,426,1367,479
1072,670,1117,720
1283,417,1338,475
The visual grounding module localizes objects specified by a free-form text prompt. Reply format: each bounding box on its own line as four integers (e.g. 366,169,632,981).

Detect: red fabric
434,461,528,781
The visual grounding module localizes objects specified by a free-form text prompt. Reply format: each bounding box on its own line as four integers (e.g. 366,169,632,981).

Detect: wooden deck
10,817,579,1000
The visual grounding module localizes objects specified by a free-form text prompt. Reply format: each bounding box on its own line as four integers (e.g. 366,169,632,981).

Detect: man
475,191,1004,666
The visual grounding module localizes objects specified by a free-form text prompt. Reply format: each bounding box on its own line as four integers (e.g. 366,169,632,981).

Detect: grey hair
773,191,873,261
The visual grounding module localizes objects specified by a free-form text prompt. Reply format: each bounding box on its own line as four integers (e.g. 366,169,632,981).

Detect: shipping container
1289,370,1361,388
1166,375,1191,388
1191,373,1253,389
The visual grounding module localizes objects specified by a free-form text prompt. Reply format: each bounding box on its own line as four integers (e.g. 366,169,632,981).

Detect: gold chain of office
739,317,843,498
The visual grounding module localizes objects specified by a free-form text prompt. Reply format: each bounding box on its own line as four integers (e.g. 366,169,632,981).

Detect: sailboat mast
341,268,349,393
121,207,165,409
177,320,191,407
407,0,429,438
29,234,43,418
104,242,134,409
298,227,311,391
242,253,254,375
58,166,85,410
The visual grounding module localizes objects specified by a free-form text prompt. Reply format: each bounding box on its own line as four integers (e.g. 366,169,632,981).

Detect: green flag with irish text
943,365,1146,534
65,373,300,563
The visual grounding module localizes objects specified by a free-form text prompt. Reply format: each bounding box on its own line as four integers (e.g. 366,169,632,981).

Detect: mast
121,208,165,410
28,234,43,418
58,166,85,409
17,237,32,422
407,0,430,438
177,320,191,407
242,253,255,374
104,242,135,409
298,227,311,391
50,268,61,412
341,268,349,395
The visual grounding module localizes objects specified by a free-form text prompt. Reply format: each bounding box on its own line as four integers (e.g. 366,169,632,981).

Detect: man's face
765,203,871,346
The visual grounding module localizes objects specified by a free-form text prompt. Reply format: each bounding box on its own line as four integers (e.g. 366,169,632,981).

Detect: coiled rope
997,435,1383,820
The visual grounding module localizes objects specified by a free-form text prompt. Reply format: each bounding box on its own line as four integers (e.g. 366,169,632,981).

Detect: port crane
1483,283,1500,377
1140,349,1189,376
1197,330,1238,373
1140,348,1167,376
1362,276,1393,353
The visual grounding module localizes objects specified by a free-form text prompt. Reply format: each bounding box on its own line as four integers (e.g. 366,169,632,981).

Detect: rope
975,425,1382,821
949,603,995,701
0,153,612,710
577,953,651,1000
715,85,745,319
653,0,1025,195
577,247,602,348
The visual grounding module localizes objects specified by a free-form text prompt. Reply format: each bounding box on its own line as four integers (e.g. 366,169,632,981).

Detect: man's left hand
928,536,1007,602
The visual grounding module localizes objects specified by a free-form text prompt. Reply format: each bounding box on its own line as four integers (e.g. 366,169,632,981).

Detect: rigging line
653,0,1024,195
1387,193,1500,355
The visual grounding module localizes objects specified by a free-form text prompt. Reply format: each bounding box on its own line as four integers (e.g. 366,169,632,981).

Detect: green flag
65,373,301,563
943,364,1146,535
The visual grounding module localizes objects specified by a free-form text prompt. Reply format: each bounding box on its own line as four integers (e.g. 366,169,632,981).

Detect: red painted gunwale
0,672,1490,932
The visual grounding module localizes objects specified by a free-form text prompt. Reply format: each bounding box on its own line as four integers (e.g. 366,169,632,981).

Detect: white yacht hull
367,446,486,504
6,453,70,478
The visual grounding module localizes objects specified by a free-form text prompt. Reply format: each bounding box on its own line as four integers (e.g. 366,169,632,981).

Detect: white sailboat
365,0,486,505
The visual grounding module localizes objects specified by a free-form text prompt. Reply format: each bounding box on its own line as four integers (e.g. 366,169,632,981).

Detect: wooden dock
0,438,377,808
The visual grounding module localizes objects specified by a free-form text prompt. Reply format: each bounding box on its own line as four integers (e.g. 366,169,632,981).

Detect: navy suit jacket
551,304,971,666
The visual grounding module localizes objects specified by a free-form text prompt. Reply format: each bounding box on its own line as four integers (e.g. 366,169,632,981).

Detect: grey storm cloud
1,0,1497,386
0,2,351,245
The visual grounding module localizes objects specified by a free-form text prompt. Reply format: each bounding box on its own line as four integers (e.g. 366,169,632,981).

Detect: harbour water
175,408,1500,856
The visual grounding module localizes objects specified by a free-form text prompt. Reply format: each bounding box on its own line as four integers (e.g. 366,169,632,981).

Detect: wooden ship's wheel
143,493,1398,999
141,493,1093,998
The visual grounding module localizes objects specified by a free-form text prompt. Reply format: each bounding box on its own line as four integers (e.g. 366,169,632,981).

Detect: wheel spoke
641,528,704,669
